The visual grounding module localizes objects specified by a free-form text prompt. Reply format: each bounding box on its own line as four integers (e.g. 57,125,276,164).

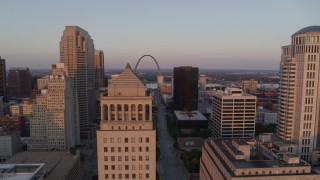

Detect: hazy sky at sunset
0,1,319,70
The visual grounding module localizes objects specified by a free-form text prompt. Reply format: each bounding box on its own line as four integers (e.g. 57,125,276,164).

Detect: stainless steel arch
134,55,161,75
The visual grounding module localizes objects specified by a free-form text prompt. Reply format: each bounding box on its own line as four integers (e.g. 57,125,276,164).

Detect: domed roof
293,26,320,36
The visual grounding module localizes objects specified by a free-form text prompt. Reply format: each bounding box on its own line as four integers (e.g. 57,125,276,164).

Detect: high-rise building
211,88,256,138
7,68,32,99
94,50,105,89
60,26,96,141
0,57,6,101
242,79,258,94
277,26,320,161
0,97,3,118
97,64,156,180
173,66,198,111
28,63,75,151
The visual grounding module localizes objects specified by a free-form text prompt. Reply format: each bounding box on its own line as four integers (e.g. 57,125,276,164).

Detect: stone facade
97,64,156,180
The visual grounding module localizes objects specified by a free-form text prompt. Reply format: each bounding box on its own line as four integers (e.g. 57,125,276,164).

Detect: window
111,156,115,161
110,138,114,143
118,156,122,161
125,138,128,143
125,165,129,170
139,156,142,161
118,174,122,179
146,147,149,152
125,156,129,161
146,173,149,178
117,138,121,143
104,147,108,152
132,156,136,161
104,156,108,161
132,173,136,179
131,137,135,143
146,156,149,161
111,165,115,170
132,165,136,170
132,147,135,152
111,147,115,152
146,165,149,170
139,165,143,170
118,165,122,170
104,165,108,170
118,147,121,152
146,137,149,143
125,174,129,179
125,147,129,152
139,138,142,143
139,147,142,152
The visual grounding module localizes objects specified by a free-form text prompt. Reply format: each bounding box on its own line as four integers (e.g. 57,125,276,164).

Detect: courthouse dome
293,26,320,36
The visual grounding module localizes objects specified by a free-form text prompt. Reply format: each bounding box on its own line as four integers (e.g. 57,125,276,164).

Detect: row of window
105,173,150,179
104,146,149,153
105,155,150,162
294,36,320,44
103,137,149,143
105,164,149,170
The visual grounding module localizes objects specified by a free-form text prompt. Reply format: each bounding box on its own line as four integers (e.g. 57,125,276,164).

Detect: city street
155,91,190,180
80,140,98,180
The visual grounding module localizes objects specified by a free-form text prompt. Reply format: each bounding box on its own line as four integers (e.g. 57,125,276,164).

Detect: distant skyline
1,0,319,70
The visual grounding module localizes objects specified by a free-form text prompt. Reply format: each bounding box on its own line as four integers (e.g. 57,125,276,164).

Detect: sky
0,1,319,70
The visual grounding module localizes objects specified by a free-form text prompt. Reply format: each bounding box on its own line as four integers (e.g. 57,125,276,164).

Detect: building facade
211,88,256,138
0,130,20,161
242,79,258,94
277,26,320,161
173,66,199,111
7,68,32,99
28,63,75,151
60,26,96,142
199,138,320,180
0,115,26,136
97,64,156,180
94,50,105,89
0,57,6,101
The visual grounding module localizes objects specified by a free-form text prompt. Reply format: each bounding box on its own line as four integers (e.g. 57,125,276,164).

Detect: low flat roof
5,151,79,180
174,110,207,121
0,163,44,180
209,138,310,169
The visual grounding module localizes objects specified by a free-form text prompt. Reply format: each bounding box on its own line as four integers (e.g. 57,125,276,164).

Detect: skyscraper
277,26,320,161
211,88,256,138
173,66,199,111
97,64,156,180
28,63,75,151
94,50,105,89
7,68,32,99
0,56,6,101
60,26,95,142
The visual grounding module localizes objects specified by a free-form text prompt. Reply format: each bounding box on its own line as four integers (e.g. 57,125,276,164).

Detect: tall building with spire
28,63,75,151
278,26,320,161
97,64,156,180
60,26,95,142
94,50,105,89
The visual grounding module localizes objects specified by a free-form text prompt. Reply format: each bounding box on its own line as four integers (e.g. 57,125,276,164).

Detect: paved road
80,140,98,180
155,91,189,180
